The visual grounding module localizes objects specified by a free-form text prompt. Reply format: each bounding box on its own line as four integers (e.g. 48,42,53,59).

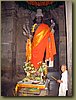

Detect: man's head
61,64,67,72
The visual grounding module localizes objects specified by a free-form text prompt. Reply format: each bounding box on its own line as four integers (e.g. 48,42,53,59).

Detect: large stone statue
31,9,56,69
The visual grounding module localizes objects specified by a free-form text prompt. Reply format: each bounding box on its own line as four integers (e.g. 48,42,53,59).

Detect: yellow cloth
26,39,32,62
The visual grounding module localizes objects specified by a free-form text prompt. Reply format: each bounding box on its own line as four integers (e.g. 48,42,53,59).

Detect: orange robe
31,23,56,69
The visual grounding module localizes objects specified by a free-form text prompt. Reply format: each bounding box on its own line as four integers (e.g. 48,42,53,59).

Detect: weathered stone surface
1,1,17,80
1,1,72,96
65,1,72,96
59,36,66,66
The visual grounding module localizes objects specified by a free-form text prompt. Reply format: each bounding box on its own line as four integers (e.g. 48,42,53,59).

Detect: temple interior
1,1,72,96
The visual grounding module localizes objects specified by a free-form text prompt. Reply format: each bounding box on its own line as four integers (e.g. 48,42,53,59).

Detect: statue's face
36,16,42,24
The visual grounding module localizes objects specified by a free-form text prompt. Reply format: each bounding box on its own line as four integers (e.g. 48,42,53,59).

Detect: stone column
65,1,72,96
58,6,67,67
1,1,17,80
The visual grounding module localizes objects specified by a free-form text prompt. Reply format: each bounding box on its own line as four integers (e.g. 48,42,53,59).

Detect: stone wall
1,1,17,80
65,1,72,96
1,1,70,96
58,6,67,68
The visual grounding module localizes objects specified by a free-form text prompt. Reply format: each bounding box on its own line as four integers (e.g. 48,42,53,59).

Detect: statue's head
35,9,43,24
36,9,43,17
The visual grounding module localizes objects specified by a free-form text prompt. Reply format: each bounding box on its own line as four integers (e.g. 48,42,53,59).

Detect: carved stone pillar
58,6,67,67
65,1,72,96
1,1,17,80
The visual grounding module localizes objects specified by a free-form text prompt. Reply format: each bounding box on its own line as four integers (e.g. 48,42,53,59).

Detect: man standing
57,65,68,96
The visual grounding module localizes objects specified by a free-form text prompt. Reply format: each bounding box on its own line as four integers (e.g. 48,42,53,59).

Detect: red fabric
45,31,56,61
31,23,56,69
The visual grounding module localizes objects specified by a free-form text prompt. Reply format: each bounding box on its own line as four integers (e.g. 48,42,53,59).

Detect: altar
15,81,47,96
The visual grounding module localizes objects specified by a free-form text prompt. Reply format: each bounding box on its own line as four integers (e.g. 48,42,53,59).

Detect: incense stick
51,76,57,81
